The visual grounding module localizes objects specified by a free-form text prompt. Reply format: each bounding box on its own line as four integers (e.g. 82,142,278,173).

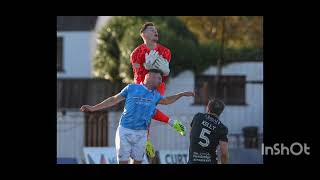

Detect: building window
57,37,63,72
194,75,246,105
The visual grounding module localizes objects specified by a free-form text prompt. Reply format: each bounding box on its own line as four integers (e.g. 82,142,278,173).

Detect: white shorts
115,125,147,162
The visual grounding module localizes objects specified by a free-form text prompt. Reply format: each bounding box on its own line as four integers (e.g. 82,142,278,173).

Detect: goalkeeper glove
144,50,159,70
146,139,155,158
168,119,186,136
153,55,170,76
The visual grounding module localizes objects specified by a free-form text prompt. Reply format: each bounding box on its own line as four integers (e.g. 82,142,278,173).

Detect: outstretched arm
80,94,125,112
158,91,195,105
157,92,194,137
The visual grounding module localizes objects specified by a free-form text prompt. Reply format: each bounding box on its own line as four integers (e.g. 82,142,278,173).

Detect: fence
57,78,126,111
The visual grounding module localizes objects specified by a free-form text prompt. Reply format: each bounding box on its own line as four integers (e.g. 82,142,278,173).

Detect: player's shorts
115,125,148,162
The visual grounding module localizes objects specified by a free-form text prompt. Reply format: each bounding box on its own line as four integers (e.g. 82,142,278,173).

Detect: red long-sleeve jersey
131,43,171,123
130,43,171,84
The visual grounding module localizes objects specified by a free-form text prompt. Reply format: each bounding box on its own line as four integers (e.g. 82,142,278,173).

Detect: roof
57,16,98,31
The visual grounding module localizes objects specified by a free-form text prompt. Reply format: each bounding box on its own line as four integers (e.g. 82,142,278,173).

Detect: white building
57,16,111,78
57,16,111,163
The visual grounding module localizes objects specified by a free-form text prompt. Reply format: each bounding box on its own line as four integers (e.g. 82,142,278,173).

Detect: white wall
57,32,93,78
202,62,263,81
56,17,112,78
107,112,121,147
57,111,84,162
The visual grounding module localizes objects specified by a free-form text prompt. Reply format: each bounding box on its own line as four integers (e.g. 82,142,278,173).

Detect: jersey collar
143,43,158,50
140,82,153,92
208,112,219,119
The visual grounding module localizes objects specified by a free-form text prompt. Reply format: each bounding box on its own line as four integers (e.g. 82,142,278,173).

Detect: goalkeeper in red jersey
130,22,186,158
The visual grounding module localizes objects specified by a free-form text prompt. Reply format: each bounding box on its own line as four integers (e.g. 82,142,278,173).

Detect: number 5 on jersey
199,128,211,147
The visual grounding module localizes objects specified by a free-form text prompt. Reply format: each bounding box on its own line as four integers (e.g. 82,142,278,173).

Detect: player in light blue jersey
80,69,194,164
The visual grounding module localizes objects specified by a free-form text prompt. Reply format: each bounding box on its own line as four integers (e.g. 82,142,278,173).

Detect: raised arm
80,93,125,112
158,91,195,105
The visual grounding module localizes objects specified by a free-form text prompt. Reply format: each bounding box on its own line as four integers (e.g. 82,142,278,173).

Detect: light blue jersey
118,84,163,130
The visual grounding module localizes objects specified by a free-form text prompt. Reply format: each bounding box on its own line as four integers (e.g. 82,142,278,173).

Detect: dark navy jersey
188,113,228,164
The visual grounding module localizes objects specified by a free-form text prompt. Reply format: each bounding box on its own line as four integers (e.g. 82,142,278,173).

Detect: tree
93,16,263,83
93,16,200,83
178,16,263,49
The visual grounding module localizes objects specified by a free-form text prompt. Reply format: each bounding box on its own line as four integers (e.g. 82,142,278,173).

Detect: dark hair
148,69,163,76
140,22,155,33
207,98,225,116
